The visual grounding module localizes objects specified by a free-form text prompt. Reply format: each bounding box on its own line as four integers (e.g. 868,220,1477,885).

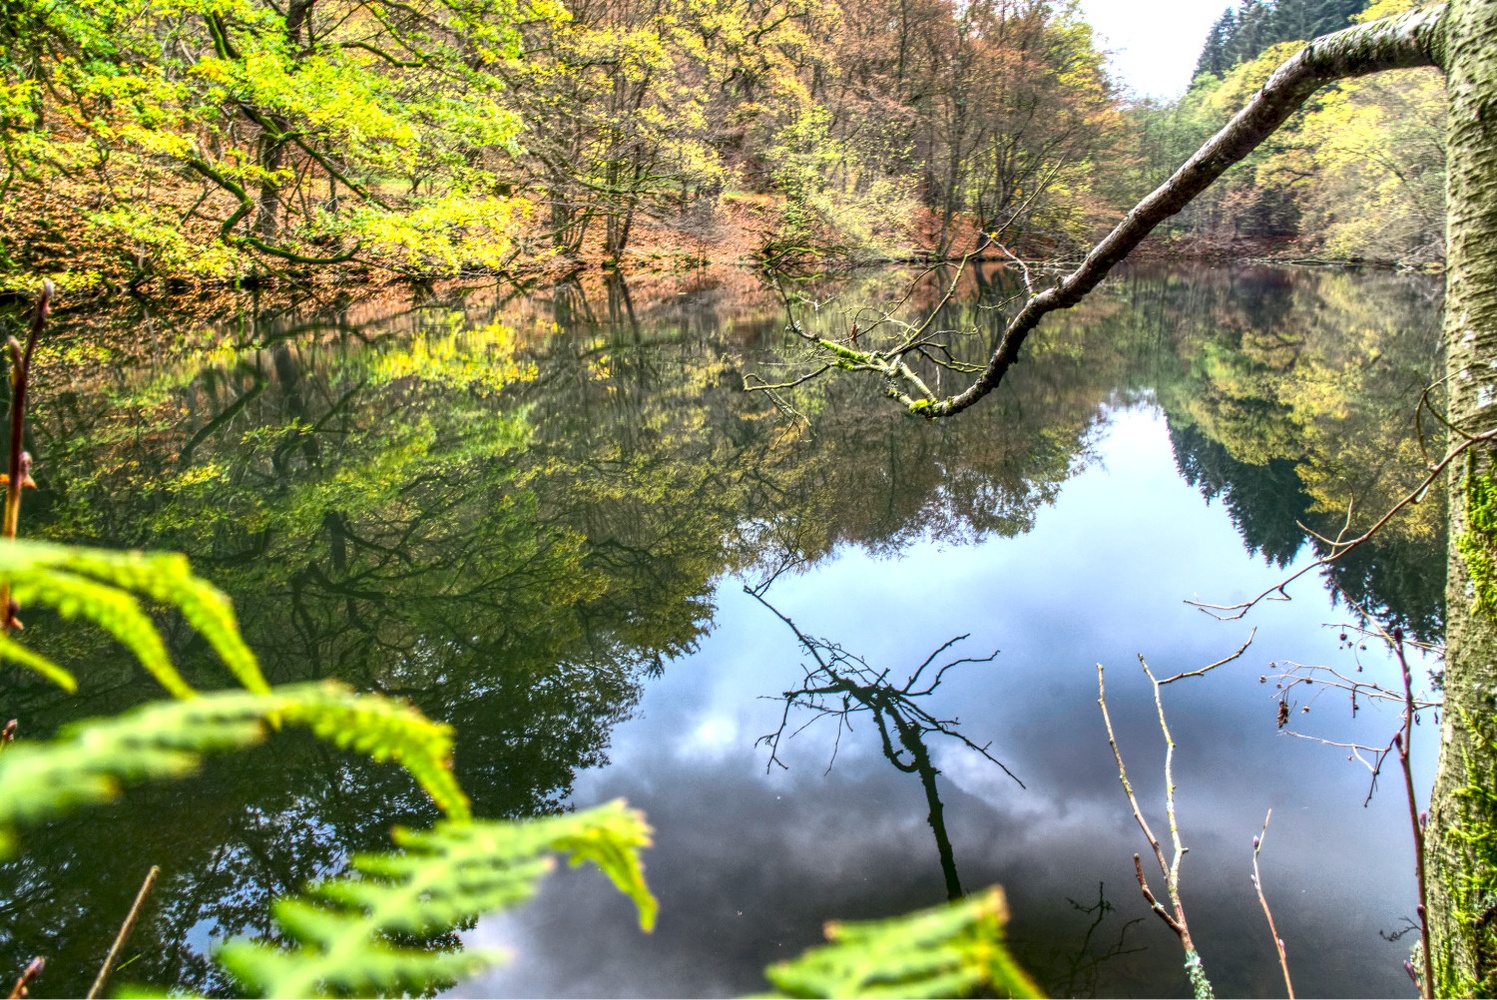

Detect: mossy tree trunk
1427,3,1497,995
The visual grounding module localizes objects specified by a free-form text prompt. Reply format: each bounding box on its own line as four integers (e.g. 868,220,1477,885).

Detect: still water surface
0,263,1447,997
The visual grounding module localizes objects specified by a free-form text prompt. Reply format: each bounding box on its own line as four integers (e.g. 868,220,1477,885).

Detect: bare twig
1270,609,1440,813
86,865,160,1000
1414,371,1458,468
1097,639,1276,1000
7,958,41,1000
742,364,833,393
1392,628,1434,999
996,243,1035,298
751,234,1016,407
1279,730,1395,779
1157,628,1257,684
1251,811,1294,999
1270,620,1435,995
1190,423,1497,620
1097,661,1212,998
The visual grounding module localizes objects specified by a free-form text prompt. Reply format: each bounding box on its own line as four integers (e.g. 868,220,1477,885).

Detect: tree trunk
256,131,286,240
1425,2,1497,994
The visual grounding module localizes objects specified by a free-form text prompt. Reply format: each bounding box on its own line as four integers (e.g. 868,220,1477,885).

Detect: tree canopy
0,0,1454,286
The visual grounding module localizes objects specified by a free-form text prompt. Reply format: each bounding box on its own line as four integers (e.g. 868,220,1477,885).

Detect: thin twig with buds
1252,810,1294,998
0,280,48,633
1391,628,1434,999
7,958,41,1000
1189,423,1497,621
1097,657,1215,1000
1268,615,1436,995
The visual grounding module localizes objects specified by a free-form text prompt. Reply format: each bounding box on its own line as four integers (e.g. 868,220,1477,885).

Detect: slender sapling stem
1393,628,1433,998
1252,810,1294,998
1,280,49,632
86,865,160,1000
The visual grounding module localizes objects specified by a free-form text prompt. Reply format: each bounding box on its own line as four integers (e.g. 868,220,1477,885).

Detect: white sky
1075,0,1233,99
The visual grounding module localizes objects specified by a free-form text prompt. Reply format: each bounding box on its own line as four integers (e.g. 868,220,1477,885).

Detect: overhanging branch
807,4,1450,418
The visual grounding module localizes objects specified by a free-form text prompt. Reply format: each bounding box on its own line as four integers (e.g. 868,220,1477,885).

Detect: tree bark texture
1427,2,1497,994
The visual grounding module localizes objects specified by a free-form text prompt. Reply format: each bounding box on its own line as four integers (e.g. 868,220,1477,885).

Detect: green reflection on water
0,262,1444,996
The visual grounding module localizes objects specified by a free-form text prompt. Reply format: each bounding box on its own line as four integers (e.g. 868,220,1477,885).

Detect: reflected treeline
1141,265,1447,639
0,260,1446,994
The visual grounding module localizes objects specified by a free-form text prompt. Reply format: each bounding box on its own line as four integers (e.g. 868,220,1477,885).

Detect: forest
0,0,1450,292
4,0,1497,998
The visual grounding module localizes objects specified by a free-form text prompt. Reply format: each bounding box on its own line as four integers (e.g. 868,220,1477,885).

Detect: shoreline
0,221,1445,312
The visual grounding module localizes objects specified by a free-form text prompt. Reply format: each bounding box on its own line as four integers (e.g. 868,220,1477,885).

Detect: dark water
0,263,1447,997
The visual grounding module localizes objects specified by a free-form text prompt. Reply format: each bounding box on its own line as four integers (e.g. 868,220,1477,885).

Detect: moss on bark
1427,2,1497,994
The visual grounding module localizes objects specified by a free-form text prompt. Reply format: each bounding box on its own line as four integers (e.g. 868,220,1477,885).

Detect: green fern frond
551,808,658,931
274,682,470,820
9,566,191,697
759,887,1043,999
0,539,269,694
116,548,267,693
0,682,466,857
0,630,75,691
214,801,656,998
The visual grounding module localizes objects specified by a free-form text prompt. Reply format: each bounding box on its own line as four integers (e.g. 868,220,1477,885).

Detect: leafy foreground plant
0,539,269,698
758,887,1043,999
215,804,656,997
0,688,656,996
0,534,1038,997
0,537,657,996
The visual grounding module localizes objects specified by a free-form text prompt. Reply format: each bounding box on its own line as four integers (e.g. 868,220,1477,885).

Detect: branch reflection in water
747,584,1011,902
747,583,1153,995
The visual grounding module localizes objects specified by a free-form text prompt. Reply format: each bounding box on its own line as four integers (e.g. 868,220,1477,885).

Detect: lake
0,261,1447,997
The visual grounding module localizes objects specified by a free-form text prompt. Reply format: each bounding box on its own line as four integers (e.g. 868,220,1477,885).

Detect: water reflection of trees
749,587,1014,903
748,587,1147,998
1144,266,1447,640
0,261,1448,993
3,269,1131,993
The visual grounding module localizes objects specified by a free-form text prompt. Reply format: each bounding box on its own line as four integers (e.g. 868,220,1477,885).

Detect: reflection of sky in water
462,405,1434,999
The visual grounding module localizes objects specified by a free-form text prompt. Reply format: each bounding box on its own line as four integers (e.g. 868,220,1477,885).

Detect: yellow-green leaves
0,539,267,695
759,887,1042,999
351,195,532,275
1141,18,1446,265
0,681,465,856
214,802,655,998
0,0,537,280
